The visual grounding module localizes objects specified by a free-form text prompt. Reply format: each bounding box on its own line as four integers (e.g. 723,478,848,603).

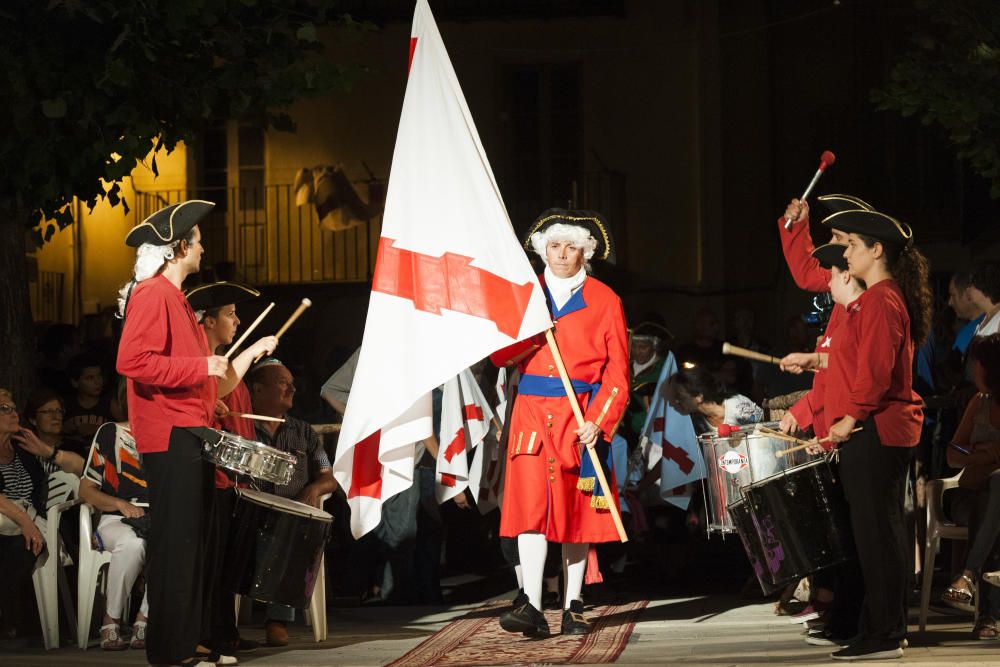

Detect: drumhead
237,488,333,521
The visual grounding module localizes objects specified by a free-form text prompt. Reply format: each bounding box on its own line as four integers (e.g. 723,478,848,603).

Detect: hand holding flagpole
544,330,628,543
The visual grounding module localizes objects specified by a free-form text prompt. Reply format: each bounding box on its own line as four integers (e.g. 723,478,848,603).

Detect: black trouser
0,534,40,632
144,427,216,664
206,485,239,645
838,423,913,641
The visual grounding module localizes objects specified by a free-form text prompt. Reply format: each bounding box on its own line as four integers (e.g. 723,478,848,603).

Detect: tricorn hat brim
821,209,913,246
125,200,215,248
523,208,615,264
811,243,849,271
817,193,874,216
185,281,260,311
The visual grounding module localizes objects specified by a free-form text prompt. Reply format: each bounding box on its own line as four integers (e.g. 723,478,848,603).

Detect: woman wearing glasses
15,387,86,477
0,389,48,638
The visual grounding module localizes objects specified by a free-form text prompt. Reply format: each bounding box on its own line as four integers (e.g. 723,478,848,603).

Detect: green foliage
0,0,373,241
872,0,1000,197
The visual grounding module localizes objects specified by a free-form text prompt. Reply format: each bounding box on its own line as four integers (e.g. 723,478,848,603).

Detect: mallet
784,150,836,229
254,298,313,363
225,302,275,359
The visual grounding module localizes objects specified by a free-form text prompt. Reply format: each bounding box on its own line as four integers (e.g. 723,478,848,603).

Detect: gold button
548,364,554,370
549,476,555,482
548,457,555,463
548,466,554,473
546,414,553,419
546,422,553,427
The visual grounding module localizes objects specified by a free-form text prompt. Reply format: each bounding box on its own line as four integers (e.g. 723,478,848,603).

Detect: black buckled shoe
561,599,591,635
499,601,550,637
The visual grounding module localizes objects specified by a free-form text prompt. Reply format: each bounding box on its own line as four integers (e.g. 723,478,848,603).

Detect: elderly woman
79,378,150,650
0,388,47,638
20,387,86,476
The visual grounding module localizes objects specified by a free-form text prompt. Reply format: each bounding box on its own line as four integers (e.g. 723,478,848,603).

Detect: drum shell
741,459,854,587
223,491,332,608
728,499,787,595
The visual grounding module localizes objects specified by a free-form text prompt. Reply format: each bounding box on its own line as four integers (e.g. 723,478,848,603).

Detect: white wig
116,241,181,317
529,223,598,263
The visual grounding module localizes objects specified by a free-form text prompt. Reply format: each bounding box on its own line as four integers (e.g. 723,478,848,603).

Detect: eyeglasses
36,408,66,416
0,404,17,415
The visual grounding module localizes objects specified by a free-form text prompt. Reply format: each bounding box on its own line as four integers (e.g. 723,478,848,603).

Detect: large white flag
332,0,552,538
640,352,704,509
436,369,494,504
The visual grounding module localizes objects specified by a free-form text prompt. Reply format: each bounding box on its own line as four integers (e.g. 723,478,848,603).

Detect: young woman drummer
821,209,932,661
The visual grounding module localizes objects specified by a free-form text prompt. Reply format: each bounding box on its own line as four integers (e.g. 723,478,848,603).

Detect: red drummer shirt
117,274,216,454
826,279,923,446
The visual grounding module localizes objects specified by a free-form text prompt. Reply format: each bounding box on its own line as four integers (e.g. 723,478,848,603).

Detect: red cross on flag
332,0,552,538
436,369,494,504
639,351,704,509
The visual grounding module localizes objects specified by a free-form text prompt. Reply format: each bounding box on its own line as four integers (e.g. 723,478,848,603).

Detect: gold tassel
591,495,610,510
577,477,595,492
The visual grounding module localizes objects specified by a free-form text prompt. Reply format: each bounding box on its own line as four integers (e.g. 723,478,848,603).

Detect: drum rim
215,431,297,463
236,488,333,521
741,456,834,490
697,421,782,443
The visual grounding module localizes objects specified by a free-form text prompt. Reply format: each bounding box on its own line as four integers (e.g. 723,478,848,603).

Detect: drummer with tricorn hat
490,208,629,638
115,201,246,665
186,281,278,655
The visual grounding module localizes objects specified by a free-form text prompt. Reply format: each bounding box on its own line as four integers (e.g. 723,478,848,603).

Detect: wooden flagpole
544,329,628,543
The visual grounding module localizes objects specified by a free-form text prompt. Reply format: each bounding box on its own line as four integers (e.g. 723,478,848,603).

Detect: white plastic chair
31,470,81,649
76,503,113,649
919,472,970,632
235,492,331,642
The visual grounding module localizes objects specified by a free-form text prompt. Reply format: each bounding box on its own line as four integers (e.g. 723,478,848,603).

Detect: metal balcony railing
133,184,383,285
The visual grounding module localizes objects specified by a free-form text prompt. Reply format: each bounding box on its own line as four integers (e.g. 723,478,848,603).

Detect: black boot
561,599,591,635
499,601,550,637
511,588,528,608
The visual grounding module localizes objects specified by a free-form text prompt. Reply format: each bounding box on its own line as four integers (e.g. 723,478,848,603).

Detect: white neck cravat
544,266,587,310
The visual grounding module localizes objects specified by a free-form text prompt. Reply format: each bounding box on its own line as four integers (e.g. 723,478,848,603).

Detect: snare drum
223,488,333,608
698,423,810,533
201,429,296,486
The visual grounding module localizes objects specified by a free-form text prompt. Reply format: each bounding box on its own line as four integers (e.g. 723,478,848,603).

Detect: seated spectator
970,261,1000,340
79,385,149,651
63,353,112,440
21,388,86,475
941,334,1000,639
666,366,763,434
246,358,337,647
0,388,47,638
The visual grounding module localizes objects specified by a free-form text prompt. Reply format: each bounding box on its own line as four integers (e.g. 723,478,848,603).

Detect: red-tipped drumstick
784,150,836,229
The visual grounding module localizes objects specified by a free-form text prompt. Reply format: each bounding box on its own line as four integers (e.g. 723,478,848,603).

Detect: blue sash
518,374,599,397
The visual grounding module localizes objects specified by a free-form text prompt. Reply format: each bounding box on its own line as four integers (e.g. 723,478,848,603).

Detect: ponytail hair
858,235,933,345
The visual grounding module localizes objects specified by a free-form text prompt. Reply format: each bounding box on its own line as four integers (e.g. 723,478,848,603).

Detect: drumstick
254,298,313,363
227,412,286,423
226,302,275,359
757,425,809,445
775,428,863,457
722,342,818,373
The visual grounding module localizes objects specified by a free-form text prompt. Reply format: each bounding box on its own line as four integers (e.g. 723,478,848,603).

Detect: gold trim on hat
817,193,874,211
820,209,913,242
126,199,215,245
523,214,611,260
184,281,261,300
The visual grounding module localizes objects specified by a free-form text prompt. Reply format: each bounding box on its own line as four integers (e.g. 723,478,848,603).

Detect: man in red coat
493,209,629,638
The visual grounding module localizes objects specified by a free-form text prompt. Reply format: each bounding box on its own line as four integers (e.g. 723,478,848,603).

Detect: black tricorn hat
631,320,673,343
817,193,874,216
523,208,615,264
821,210,913,246
811,243,849,272
185,281,260,311
125,200,215,248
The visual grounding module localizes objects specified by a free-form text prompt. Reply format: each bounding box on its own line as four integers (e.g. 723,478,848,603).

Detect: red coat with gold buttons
490,275,629,543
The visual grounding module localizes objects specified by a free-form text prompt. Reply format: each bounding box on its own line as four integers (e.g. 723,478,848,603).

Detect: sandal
974,615,999,640
130,620,147,649
942,574,976,611
100,623,128,651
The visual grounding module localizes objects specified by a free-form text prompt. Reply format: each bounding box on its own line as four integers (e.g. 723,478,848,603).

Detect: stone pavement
3,594,999,666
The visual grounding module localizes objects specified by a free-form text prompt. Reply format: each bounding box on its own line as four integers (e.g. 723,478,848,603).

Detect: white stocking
562,542,588,609
517,532,548,610
514,564,524,589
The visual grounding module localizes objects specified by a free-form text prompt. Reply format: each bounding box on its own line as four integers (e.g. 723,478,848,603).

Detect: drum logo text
718,450,749,474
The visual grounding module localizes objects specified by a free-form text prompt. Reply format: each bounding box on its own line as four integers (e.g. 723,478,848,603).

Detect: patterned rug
387,599,647,667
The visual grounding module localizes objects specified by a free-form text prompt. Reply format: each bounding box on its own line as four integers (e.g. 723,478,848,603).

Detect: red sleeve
116,292,207,388
789,391,815,430
584,296,630,439
778,215,831,292
490,333,545,368
846,294,904,423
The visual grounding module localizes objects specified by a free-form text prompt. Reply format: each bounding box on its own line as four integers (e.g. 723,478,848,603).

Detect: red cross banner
435,368,494,504
639,351,705,510
332,0,552,538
